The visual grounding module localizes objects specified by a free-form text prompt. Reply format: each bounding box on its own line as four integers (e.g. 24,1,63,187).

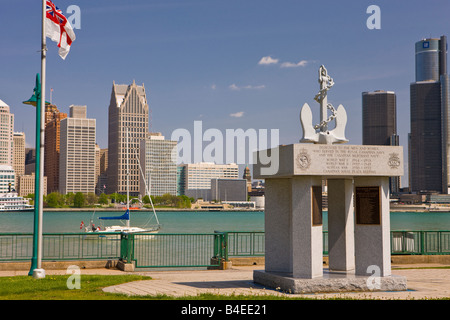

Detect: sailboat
82,128,161,234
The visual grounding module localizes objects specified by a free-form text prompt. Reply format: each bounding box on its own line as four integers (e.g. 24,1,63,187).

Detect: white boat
82,128,161,234
0,192,34,212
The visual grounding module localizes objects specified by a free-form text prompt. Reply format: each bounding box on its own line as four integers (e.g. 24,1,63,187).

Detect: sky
1,0,450,186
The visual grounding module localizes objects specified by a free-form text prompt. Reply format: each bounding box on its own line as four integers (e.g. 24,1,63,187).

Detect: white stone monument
253,66,407,293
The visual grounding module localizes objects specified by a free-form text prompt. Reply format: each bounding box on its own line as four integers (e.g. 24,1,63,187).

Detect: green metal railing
121,232,226,268
390,231,450,255
217,231,265,260
0,233,121,262
1,231,450,268
219,231,450,257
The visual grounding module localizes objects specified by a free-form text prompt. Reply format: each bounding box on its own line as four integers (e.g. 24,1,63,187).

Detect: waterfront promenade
1,263,449,299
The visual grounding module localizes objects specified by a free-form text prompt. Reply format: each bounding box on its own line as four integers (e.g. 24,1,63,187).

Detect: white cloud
230,111,244,118
258,56,279,65
280,60,309,68
229,84,240,91
229,84,266,91
243,84,265,90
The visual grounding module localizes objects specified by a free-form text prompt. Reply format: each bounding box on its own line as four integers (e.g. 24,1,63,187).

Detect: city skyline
1,1,450,188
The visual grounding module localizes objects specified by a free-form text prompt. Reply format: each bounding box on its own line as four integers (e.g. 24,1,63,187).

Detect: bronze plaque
355,186,381,225
311,186,322,226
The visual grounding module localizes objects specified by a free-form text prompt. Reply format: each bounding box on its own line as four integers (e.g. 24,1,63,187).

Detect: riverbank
41,207,264,212
39,204,449,213
390,204,450,212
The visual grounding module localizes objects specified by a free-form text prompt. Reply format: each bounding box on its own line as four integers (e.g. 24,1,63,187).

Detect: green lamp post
23,73,48,278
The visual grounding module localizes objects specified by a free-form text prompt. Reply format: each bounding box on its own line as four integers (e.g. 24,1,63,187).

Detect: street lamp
23,73,48,279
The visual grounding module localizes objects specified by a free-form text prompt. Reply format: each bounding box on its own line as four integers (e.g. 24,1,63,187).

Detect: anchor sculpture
300,65,348,144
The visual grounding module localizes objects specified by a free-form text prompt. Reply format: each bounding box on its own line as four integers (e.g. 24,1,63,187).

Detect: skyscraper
362,91,400,193
59,105,96,194
139,133,177,197
362,91,397,145
44,103,67,193
179,162,239,200
13,132,25,192
108,81,149,196
409,35,449,194
0,100,14,167
96,148,108,195
180,162,239,190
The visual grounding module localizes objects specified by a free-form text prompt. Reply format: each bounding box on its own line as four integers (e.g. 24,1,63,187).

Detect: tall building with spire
107,81,149,196
409,35,450,193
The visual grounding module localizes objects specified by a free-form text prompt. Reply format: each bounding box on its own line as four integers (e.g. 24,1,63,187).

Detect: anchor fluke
300,103,318,143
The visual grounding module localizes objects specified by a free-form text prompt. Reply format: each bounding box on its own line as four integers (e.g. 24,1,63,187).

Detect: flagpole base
28,257,37,276
32,268,46,279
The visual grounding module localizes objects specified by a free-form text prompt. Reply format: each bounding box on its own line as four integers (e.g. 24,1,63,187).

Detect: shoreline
35,205,450,213
41,207,264,212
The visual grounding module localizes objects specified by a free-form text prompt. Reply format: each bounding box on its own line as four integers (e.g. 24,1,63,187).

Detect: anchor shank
320,85,328,132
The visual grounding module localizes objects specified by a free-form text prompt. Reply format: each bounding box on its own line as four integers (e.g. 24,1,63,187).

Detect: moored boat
0,192,34,212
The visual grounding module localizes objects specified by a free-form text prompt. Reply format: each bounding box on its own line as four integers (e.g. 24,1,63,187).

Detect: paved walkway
2,264,450,299
101,264,450,299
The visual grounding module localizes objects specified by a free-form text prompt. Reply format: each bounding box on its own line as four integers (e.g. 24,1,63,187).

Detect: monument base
253,269,407,294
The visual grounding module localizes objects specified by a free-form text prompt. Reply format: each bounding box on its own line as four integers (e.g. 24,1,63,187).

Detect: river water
0,210,449,233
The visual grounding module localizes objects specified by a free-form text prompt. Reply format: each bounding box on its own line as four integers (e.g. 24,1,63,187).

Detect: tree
65,192,75,206
73,192,85,208
109,192,126,204
85,193,98,206
98,193,108,205
45,192,65,208
177,195,192,208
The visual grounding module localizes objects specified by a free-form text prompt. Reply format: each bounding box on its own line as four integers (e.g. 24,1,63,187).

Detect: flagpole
32,0,47,279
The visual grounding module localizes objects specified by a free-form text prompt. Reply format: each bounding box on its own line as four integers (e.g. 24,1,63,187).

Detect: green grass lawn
0,275,153,300
2,269,449,300
0,274,311,300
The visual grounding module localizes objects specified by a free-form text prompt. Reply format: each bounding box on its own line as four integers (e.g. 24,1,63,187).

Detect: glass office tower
409,35,449,193
362,90,400,194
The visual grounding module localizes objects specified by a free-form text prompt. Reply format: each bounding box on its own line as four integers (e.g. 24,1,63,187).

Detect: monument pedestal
253,269,406,294
253,143,407,293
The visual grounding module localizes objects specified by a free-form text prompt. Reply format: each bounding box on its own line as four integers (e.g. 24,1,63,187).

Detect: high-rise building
18,173,47,197
96,148,108,194
13,132,25,174
211,178,248,202
95,144,100,190
362,90,400,193
44,103,67,192
108,81,149,196
13,132,25,193
0,100,14,167
0,165,15,193
180,162,239,190
59,105,96,194
362,91,397,145
139,133,177,197
409,35,449,194
24,148,36,175
177,166,185,196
